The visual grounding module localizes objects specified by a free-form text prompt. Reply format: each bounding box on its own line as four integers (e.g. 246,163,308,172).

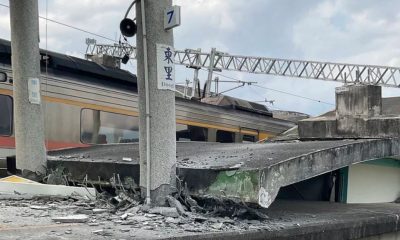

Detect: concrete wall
361,231,400,240
347,162,400,203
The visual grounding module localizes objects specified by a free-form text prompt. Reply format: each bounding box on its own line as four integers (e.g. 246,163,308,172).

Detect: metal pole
9,0,47,179
139,0,152,206
136,0,176,206
191,48,201,98
205,48,216,98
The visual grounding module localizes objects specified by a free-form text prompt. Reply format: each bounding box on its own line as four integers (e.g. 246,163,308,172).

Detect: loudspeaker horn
120,18,137,37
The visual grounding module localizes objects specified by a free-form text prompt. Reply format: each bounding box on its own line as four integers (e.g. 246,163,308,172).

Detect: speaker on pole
120,18,137,37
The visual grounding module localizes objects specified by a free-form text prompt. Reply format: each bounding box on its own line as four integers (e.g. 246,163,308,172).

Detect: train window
176,124,208,141
0,72,6,82
0,95,12,136
81,109,139,144
242,135,256,143
216,130,235,143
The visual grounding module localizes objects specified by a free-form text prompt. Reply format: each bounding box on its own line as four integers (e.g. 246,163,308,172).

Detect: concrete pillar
207,128,217,142
235,133,242,143
335,85,382,118
9,0,46,177
136,0,176,205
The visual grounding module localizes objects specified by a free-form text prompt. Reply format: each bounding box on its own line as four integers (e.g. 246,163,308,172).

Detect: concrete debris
52,214,89,223
185,195,203,212
126,206,139,214
211,222,225,230
149,207,180,218
29,205,50,210
185,212,207,223
0,190,275,238
46,168,68,185
166,195,187,216
92,208,108,214
109,190,139,210
92,229,113,236
75,209,92,215
128,215,151,222
88,222,100,226
165,217,181,224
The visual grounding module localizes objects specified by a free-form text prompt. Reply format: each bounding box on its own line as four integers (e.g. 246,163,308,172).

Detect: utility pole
136,0,176,205
9,0,47,178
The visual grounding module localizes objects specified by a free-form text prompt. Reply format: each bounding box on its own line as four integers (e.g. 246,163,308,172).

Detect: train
0,38,294,159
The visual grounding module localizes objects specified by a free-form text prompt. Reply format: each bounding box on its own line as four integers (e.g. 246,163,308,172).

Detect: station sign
156,43,175,91
164,5,181,30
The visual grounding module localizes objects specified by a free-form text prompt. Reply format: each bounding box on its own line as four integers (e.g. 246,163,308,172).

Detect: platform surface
48,140,368,170
0,198,399,240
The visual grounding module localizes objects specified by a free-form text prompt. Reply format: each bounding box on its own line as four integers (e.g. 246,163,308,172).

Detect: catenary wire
207,70,335,106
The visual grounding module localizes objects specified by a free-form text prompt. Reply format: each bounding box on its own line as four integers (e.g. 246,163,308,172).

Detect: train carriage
0,39,294,159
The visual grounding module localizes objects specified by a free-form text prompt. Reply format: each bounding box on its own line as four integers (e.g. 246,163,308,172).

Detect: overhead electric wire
252,84,335,106
208,70,335,106
0,2,117,43
248,85,286,111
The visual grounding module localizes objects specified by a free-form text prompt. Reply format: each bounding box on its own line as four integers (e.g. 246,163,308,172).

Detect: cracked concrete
48,138,400,208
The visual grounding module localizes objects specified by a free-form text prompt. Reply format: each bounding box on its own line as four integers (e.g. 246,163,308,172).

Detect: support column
136,0,176,205
9,0,46,177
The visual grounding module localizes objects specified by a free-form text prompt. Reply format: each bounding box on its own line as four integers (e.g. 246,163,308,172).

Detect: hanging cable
248,85,289,111
0,2,117,43
204,70,335,106
253,84,335,106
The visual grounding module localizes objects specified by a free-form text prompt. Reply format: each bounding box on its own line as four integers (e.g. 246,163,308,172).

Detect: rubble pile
0,191,275,238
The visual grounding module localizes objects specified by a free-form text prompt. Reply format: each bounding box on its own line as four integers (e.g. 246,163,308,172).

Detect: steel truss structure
85,40,400,88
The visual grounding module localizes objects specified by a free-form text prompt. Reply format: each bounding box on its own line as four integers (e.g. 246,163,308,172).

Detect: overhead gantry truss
85,40,400,88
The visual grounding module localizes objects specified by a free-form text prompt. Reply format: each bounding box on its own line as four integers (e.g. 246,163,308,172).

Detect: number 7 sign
164,5,181,30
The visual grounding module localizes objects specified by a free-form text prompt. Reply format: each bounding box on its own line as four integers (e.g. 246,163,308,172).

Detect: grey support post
9,0,47,178
136,0,176,206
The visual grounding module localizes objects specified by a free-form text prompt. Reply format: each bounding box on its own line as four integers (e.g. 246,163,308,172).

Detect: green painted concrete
206,170,260,203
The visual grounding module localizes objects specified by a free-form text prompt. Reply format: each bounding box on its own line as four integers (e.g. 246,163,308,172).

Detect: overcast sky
1,0,400,116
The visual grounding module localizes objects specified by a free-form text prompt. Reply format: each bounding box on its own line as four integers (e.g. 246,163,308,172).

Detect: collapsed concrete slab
47,139,400,208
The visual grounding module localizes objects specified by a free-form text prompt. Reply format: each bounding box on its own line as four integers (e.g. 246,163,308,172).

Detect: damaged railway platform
46,138,400,208
1,194,400,240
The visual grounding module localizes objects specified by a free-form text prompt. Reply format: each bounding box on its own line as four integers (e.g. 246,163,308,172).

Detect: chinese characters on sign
156,44,175,91
28,77,41,104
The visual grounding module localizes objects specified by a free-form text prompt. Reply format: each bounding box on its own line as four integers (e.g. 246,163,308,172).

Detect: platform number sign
164,6,181,30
